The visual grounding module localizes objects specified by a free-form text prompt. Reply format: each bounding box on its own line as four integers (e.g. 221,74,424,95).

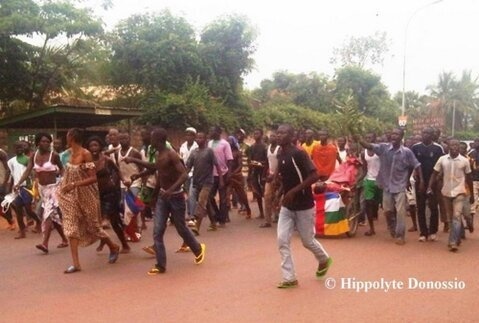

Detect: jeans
209,175,229,224
187,180,196,218
442,194,464,246
153,194,201,269
277,206,329,282
416,190,439,237
382,191,407,239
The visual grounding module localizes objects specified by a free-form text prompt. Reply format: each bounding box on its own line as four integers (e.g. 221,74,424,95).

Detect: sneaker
429,234,437,241
277,280,299,289
259,223,272,228
395,238,406,246
147,265,166,275
448,244,458,252
316,257,333,278
187,220,196,227
194,243,206,265
418,236,426,242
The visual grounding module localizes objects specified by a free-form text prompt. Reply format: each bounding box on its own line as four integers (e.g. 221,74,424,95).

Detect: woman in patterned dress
57,128,120,274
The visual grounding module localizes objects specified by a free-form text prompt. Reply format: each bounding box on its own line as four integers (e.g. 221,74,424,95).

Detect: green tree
109,10,202,95
0,0,104,110
334,66,398,123
199,14,257,106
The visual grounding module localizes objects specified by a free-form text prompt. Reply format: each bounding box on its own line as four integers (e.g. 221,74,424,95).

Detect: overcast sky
92,0,479,95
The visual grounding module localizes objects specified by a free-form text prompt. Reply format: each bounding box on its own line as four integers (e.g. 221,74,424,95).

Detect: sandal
175,246,191,253
64,265,81,274
147,265,166,275
35,244,49,254
142,245,156,255
57,242,69,248
194,243,206,265
277,280,298,289
316,257,333,278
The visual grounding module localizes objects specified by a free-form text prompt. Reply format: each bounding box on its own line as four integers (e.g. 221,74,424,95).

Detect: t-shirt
8,155,29,187
208,139,233,176
434,154,471,198
278,146,317,211
411,142,444,183
248,142,268,167
311,144,338,178
301,140,319,157
187,148,217,188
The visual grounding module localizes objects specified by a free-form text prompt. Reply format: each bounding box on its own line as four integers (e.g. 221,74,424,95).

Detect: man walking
357,128,423,245
428,139,474,252
411,127,444,242
275,124,332,289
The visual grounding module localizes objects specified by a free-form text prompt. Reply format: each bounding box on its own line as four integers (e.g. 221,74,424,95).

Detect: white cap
185,127,197,134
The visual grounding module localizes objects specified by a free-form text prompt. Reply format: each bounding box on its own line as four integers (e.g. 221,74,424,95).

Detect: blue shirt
372,143,420,193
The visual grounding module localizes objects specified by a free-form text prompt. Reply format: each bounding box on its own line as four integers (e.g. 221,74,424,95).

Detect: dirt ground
1,204,478,323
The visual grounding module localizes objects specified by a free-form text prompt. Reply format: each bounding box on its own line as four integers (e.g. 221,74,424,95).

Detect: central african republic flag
314,192,349,236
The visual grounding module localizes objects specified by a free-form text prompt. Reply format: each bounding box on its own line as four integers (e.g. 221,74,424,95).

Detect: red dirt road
1,208,478,323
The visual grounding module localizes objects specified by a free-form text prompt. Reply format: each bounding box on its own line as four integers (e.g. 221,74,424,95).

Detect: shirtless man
128,128,205,274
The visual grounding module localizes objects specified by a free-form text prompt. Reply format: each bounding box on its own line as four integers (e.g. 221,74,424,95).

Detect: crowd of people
0,123,476,287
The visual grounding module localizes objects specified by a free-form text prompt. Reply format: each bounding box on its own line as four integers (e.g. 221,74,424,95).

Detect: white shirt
180,141,198,178
8,156,27,186
434,154,471,198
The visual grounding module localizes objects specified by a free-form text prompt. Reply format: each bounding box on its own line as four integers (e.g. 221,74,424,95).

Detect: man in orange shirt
311,130,341,181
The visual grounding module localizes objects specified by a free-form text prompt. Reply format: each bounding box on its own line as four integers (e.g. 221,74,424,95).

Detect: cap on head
185,127,197,134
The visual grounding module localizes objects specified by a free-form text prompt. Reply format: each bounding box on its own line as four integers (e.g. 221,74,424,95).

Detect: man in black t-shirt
275,124,332,289
411,128,444,242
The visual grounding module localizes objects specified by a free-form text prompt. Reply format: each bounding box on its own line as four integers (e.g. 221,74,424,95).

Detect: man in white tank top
261,131,281,228
361,133,381,236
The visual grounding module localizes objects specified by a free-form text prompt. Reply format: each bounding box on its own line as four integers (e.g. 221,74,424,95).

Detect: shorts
100,190,121,215
363,179,381,202
13,187,33,207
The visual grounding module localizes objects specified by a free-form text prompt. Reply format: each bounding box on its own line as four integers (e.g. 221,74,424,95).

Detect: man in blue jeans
275,124,332,289
357,128,423,245
127,128,205,274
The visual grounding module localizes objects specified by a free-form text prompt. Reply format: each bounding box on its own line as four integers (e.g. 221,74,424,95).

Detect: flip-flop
57,242,69,248
316,257,333,278
64,265,81,274
194,243,206,265
35,244,48,254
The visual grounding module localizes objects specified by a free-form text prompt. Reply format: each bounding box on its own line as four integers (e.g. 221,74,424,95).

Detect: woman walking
15,133,69,253
57,128,120,274
86,136,130,253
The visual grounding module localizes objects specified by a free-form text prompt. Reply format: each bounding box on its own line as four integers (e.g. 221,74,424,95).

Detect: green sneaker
316,257,333,278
